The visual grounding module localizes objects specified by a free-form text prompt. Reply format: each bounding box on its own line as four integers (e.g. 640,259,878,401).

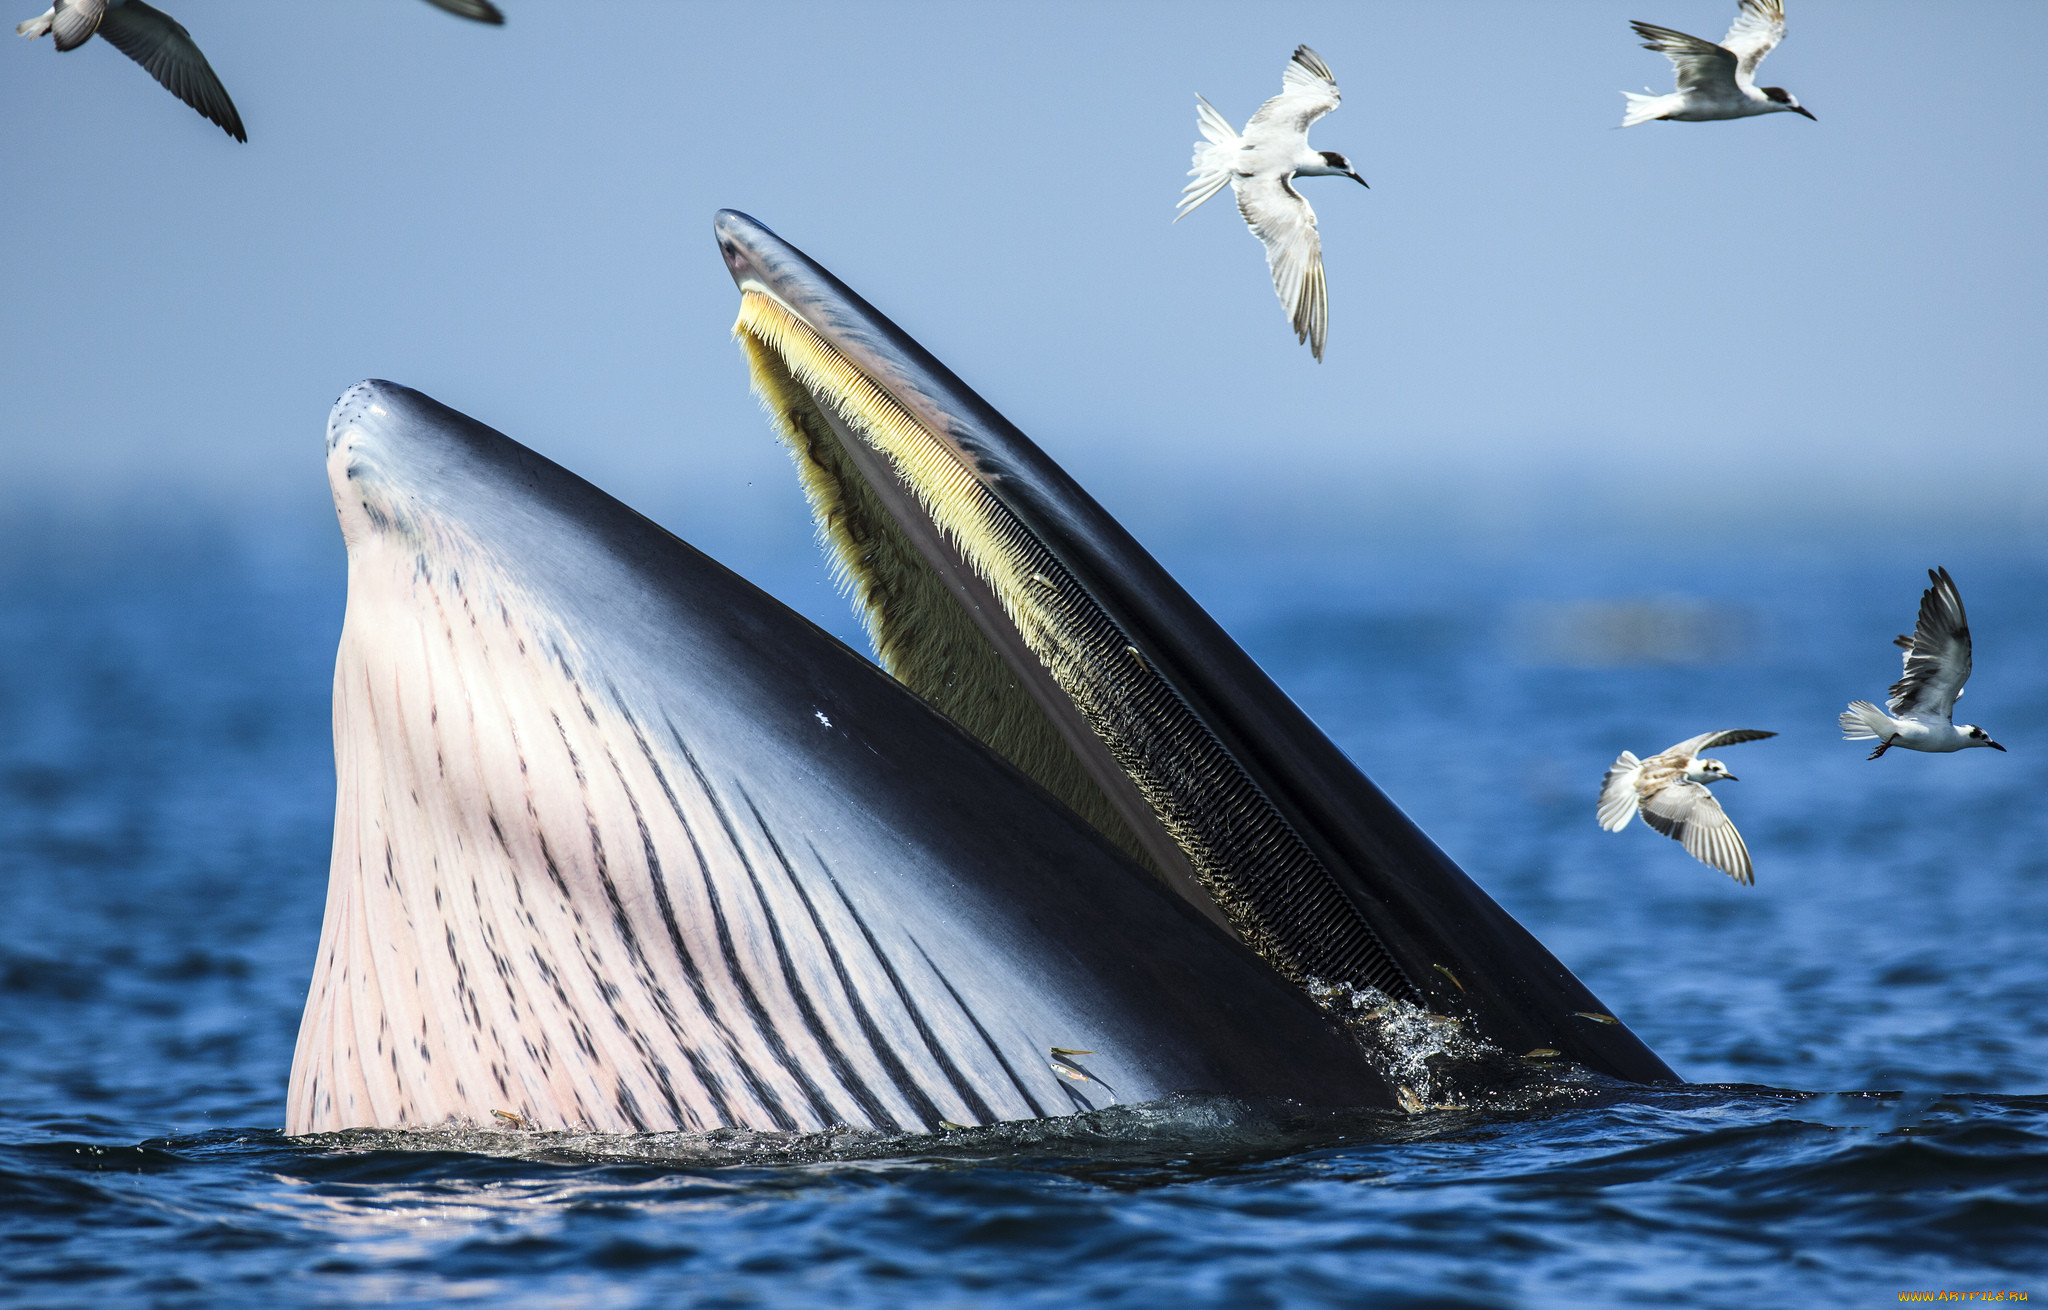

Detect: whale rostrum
290,380,1399,1135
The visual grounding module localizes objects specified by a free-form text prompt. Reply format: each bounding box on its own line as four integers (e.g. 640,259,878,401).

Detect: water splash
1304,980,1617,1112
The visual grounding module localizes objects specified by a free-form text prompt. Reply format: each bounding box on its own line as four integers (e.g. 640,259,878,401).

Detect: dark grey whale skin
713,208,1678,1087
332,379,1400,1117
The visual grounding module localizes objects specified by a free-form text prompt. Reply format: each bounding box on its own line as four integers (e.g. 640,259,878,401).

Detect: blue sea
2,515,2043,1308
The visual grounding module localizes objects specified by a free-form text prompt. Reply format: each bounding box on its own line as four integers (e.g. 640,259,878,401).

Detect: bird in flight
1599,730,1777,885
1177,45,1368,363
421,0,504,22
17,0,244,141
14,0,503,144
1841,568,2005,759
1621,0,1814,127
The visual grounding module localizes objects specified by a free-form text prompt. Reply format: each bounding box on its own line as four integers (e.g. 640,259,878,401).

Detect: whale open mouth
715,210,1675,1086
287,216,1675,1139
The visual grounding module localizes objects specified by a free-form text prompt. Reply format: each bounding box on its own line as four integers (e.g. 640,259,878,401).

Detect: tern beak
1349,171,1370,188
1989,741,2007,752
1723,774,1738,782
1792,106,1816,121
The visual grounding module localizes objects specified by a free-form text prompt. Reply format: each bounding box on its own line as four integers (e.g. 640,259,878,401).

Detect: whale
287,219,1674,1136
713,209,1676,1090
290,380,1401,1135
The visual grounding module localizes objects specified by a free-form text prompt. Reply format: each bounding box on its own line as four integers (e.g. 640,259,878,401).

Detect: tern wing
1236,173,1327,361
1887,567,1972,719
94,0,244,140
1719,0,1785,83
1246,44,1341,139
1659,728,1778,761
1638,779,1754,885
47,0,105,50
420,0,505,22
1630,21,1739,95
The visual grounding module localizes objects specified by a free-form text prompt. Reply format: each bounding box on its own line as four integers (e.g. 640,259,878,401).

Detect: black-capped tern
16,0,243,141
1841,568,2005,760
1599,730,1777,885
1176,45,1368,363
1621,0,1814,127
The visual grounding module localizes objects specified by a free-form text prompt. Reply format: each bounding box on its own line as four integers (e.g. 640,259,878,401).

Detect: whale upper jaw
713,208,1679,1090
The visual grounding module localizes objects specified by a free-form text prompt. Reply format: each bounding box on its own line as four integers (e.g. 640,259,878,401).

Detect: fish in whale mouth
715,208,1675,1088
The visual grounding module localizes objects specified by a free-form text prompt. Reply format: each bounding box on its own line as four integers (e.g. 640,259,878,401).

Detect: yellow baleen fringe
734,291,1064,668
732,291,1153,869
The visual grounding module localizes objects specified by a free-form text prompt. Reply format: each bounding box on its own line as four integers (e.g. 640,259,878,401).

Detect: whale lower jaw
299,515,1048,1133
290,380,1398,1135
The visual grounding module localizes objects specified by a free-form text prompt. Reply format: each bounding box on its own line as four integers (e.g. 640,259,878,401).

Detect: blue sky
3,0,2043,569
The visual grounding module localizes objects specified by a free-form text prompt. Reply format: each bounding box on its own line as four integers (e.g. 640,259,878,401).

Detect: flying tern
1599,730,1776,885
16,0,243,141
1621,0,1814,127
1177,45,1368,362
421,0,504,22
1841,568,2005,759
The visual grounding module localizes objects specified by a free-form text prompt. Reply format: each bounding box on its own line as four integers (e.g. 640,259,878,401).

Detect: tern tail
1619,91,1668,128
1596,751,1643,832
1839,701,1889,742
1176,95,1239,220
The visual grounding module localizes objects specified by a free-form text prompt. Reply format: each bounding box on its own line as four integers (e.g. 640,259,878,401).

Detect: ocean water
1,519,2043,1308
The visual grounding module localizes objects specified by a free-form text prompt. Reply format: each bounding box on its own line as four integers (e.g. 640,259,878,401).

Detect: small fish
1523,1048,1561,1059
1424,1013,1461,1028
938,1120,970,1131
1432,964,1466,992
1573,1011,1619,1025
489,1109,529,1128
1396,1085,1425,1114
1029,572,1054,588
1048,1048,1118,1098
1358,1005,1391,1022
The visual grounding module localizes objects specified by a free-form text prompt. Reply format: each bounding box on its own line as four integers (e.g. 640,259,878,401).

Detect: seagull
1176,45,1369,363
1841,568,2005,760
421,0,505,22
1621,0,1814,127
16,0,243,141
1598,730,1777,885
